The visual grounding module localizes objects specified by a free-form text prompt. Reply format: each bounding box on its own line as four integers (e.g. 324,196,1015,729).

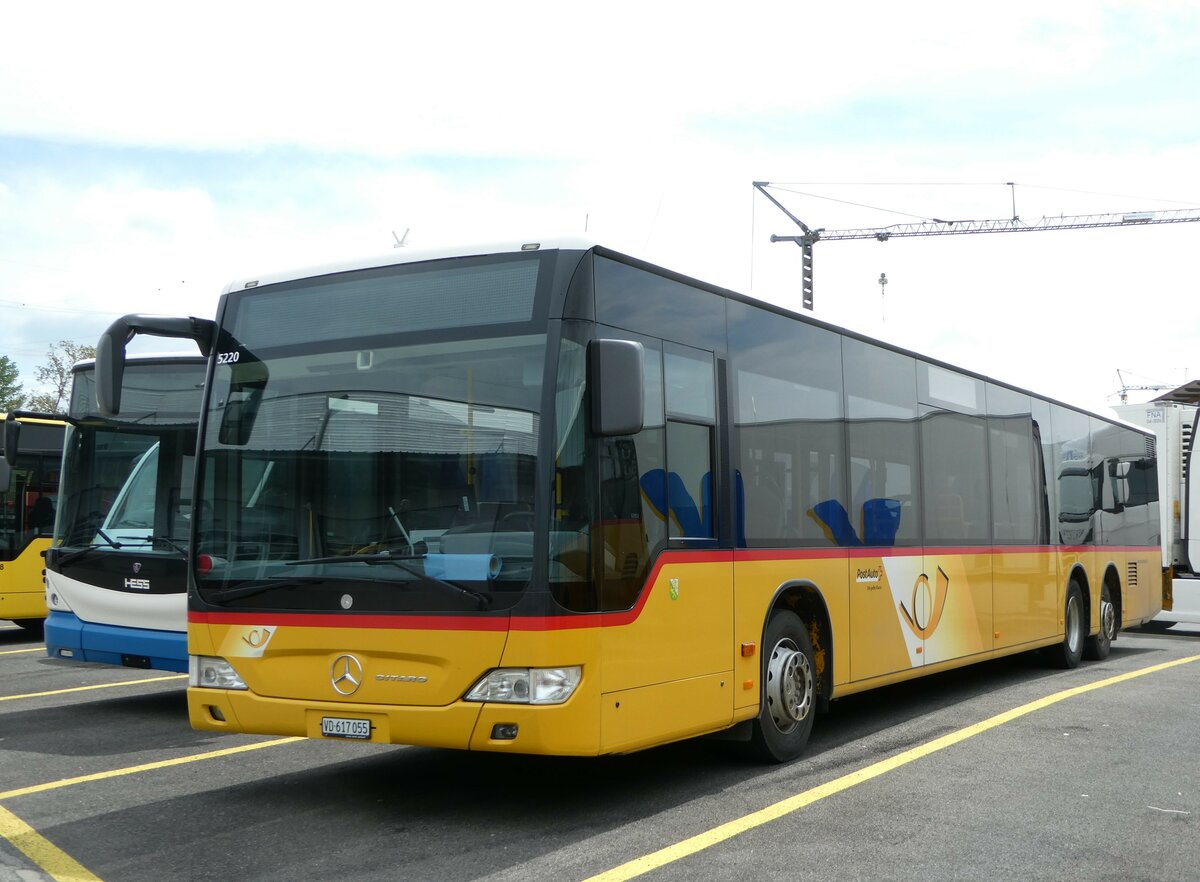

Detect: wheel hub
1100,598,1116,639
766,638,813,732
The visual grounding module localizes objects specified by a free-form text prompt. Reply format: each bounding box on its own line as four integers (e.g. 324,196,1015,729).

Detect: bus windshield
0,421,63,561
195,254,550,614
56,361,204,552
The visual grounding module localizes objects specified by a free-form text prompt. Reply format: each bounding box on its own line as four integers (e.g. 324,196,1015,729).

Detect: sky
2,0,1199,416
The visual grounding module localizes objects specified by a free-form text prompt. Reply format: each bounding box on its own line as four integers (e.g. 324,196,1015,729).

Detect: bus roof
220,237,599,295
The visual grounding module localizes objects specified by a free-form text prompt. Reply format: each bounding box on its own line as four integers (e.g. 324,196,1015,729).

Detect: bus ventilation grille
1127,561,1139,588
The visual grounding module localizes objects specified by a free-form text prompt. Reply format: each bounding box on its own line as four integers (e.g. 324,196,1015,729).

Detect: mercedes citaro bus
94,239,1163,761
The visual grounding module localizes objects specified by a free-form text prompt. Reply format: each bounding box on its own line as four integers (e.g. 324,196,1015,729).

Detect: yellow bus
1,412,66,634
95,241,1163,761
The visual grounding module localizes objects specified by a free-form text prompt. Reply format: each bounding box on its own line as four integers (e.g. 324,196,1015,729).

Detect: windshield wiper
206,577,313,603
54,530,131,566
284,553,424,565
127,535,188,555
284,553,491,609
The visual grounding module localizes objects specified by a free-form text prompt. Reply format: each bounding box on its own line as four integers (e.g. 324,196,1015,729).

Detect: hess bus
1,412,66,634
43,354,206,671
95,240,1163,762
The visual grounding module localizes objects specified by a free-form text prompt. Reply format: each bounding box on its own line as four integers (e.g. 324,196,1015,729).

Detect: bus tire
747,610,816,763
1084,582,1115,661
1050,580,1085,669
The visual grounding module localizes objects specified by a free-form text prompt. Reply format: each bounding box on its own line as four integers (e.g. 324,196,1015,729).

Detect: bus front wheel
748,610,816,763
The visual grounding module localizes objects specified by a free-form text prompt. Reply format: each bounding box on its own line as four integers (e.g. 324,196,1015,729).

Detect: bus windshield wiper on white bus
128,535,188,555
55,529,130,566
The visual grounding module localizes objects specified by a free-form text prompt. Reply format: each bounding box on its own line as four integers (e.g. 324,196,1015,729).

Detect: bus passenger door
599,342,734,754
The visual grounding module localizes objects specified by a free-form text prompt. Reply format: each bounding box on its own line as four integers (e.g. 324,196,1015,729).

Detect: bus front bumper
46,610,188,672
188,686,602,756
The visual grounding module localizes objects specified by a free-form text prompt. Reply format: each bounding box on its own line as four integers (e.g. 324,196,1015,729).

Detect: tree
26,340,96,413
0,355,23,411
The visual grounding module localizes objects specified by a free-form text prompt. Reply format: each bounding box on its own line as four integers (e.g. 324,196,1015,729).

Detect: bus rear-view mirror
3,418,19,468
589,338,644,437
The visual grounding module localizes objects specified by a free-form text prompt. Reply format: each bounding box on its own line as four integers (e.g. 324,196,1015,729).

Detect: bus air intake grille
1127,562,1139,588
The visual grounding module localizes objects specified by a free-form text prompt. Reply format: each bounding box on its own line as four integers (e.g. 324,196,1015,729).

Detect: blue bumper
45,610,187,673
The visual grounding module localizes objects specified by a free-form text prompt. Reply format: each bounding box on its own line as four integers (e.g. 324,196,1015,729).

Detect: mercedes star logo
331,654,363,696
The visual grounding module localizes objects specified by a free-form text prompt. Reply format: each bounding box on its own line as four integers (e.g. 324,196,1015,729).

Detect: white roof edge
72,352,207,371
220,237,600,295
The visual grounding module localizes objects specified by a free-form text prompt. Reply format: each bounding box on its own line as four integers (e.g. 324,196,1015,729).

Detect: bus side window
663,343,716,544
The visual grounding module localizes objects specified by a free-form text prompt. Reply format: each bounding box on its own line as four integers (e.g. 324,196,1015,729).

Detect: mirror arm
97,314,215,416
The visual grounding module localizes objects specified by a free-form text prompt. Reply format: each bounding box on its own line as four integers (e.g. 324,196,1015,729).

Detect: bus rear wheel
1049,581,1085,669
748,610,816,763
1084,583,1115,661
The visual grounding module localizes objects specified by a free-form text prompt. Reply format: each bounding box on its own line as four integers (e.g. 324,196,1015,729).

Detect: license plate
321,716,371,739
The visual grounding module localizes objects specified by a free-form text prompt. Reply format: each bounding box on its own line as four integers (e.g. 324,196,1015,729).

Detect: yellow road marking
586,653,1200,882
0,737,302,881
0,647,43,655
0,736,303,801
0,674,186,703
0,805,102,881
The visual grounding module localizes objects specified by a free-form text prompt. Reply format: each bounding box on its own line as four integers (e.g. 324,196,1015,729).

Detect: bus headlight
464,667,581,705
189,655,248,690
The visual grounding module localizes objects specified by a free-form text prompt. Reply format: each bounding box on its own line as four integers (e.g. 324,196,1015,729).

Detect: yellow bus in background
95,241,1162,762
1,412,66,634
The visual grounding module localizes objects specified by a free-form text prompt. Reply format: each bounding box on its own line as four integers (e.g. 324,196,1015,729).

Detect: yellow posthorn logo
899,567,950,639
242,628,272,649
220,625,277,658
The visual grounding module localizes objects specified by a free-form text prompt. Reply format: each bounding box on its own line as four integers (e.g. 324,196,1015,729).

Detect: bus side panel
599,556,733,750
992,548,1058,647
921,551,992,666
599,673,731,755
1117,548,1163,625
0,538,51,620
850,552,924,682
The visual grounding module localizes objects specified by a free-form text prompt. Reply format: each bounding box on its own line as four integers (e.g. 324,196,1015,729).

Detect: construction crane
753,181,1200,310
1114,370,1174,405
